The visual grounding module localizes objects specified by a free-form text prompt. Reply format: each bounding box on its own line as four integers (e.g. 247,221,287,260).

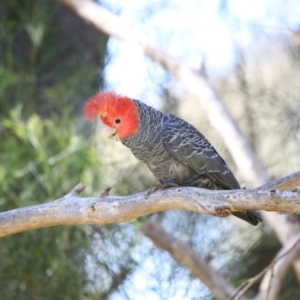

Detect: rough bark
0,171,299,238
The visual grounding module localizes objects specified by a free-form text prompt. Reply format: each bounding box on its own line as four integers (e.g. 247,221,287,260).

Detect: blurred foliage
0,107,104,207
0,108,102,299
0,0,107,117
0,0,123,298
0,106,142,299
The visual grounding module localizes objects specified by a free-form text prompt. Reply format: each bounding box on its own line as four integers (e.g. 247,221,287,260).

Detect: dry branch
257,170,300,191
0,171,300,238
231,234,300,300
142,220,247,300
256,233,300,300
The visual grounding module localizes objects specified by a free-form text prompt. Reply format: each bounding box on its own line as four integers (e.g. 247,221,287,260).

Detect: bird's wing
161,115,240,189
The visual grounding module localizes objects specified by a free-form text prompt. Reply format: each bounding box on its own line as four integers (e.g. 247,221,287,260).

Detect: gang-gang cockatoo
84,91,262,226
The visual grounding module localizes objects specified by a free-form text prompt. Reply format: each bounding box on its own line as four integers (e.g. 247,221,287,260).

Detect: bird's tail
233,211,262,226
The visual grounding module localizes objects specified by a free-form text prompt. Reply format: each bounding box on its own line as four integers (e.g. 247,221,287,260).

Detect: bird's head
84,91,139,140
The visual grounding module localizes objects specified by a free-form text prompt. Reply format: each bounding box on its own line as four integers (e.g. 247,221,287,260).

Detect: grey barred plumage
84,92,262,226
122,100,262,226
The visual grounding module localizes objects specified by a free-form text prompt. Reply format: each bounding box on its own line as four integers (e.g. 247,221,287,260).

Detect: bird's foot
145,183,179,198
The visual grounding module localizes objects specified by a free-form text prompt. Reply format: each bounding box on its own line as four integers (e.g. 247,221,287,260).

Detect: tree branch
230,233,300,300
256,170,300,191
141,220,247,300
255,233,300,300
0,171,300,238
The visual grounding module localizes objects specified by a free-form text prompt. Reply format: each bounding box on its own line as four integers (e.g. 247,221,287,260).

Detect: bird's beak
104,125,119,141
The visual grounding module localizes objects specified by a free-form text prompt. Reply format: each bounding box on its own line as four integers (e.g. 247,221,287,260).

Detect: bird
84,91,262,226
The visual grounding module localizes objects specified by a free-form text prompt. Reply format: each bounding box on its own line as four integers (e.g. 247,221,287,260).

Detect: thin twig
142,220,243,300
266,267,275,300
256,170,300,191
229,235,300,300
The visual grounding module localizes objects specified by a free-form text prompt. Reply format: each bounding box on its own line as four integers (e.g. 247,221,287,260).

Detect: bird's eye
115,119,121,124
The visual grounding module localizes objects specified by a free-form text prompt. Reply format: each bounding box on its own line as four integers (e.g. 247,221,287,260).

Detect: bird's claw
144,183,179,198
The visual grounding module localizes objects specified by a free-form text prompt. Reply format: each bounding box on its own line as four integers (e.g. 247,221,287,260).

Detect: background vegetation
1,0,300,299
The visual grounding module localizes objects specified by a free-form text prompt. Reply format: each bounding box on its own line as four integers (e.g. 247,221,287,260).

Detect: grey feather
121,100,262,226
